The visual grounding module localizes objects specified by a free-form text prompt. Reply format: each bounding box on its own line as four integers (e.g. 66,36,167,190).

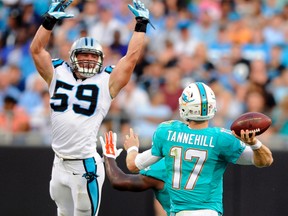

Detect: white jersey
49,59,113,159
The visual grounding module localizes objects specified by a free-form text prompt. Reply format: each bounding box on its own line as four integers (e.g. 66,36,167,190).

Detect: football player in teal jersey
124,82,273,216
100,131,170,215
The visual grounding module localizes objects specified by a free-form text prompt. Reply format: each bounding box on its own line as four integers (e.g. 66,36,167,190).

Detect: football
230,112,272,136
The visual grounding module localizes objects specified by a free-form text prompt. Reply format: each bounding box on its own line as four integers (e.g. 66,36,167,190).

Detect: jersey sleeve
217,128,246,164
52,58,65,68
151,123,167,157
139,159,166,182
103,65,115,74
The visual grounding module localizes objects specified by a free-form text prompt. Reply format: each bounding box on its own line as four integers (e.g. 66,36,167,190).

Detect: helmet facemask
69,37,104,78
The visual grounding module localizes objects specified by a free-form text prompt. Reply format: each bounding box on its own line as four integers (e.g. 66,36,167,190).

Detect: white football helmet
69,37,104,78
179,82,217,121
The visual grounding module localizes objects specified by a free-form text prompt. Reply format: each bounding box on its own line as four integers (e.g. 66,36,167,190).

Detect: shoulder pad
157,120,175,130
52,59,65,68
220,128,232,135
104,65,115,74
161,120,175,125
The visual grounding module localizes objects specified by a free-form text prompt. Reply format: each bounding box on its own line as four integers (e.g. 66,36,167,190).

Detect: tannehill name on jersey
167,130,214,148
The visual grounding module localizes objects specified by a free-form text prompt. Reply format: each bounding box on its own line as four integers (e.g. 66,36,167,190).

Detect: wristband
250,140,262,150
134,17,148,33
127,146,139,154
42,13,58,30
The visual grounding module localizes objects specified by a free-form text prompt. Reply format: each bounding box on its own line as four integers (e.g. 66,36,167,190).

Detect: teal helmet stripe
85,37,88,46
91,37,94,46
83,37,95,47
195,82,208,116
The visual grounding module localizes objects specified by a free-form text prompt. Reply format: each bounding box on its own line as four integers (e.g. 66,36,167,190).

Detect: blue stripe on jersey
104,65,115,74
196,82,208,116
52,59,64,68
83,158,99,216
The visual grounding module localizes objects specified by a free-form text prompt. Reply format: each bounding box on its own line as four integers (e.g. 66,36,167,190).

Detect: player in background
124,82,273,216
99,131,170,215
30,0,153,215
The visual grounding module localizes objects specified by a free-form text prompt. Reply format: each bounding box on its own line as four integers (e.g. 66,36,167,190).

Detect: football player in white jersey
30,0,153,215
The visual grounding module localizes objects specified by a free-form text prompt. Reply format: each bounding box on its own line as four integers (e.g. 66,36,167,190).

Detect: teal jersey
151,120,246,214
140,159,170,215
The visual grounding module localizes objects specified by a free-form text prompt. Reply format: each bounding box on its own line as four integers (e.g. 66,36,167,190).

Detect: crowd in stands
0,0,288,148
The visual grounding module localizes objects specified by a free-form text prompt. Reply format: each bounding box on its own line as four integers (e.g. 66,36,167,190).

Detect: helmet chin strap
73,70,86,80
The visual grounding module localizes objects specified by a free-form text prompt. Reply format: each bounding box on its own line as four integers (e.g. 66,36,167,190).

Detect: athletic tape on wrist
134,18,148,33
42,13,58,30
250,140,262,150
127,146,139,154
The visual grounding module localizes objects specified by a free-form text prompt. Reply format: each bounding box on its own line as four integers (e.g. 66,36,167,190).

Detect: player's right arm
234,130,273,167
30,0,74,85
30,26,54,85
251,144,273,167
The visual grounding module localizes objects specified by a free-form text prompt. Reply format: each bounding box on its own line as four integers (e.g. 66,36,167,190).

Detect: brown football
230,112,272,136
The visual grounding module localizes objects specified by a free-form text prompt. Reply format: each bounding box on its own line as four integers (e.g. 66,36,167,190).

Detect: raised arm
30,26,54,85
30,0,74,85
100,131,162,191
252,144,273,167
233,130,273,168
124,128,161,173
109,0,153,98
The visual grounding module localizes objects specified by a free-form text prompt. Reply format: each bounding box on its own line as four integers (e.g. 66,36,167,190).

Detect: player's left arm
100,131,161,191
109,0,152,98
233,130,273,167
104,156,162,191
124,128,161,173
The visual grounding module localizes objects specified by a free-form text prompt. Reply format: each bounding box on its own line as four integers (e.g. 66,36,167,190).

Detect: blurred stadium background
0,0,288,215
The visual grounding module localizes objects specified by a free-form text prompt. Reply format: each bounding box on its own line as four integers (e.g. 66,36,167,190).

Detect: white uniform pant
175,209,220,216
50,154,105,216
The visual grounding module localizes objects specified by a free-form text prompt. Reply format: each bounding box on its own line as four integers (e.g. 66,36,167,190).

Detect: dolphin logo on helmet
179,82,217,121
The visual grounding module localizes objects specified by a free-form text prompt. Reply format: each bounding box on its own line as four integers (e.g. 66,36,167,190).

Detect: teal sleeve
151,128,164,157
52,58,64,68
218,129,246,164
139,159,166,181
104,65,115,74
